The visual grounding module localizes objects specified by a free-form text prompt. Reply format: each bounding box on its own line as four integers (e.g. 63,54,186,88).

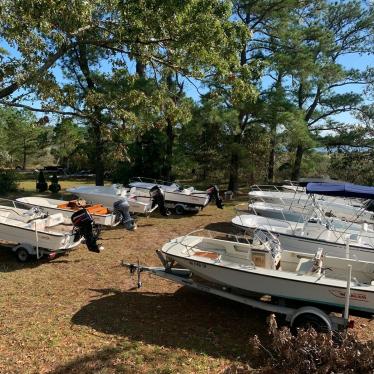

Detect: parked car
43,166,67,175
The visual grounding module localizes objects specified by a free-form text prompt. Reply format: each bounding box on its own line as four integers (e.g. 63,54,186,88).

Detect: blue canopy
306,182,374,199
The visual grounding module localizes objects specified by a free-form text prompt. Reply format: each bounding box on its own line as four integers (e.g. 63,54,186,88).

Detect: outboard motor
71,208,102,253
206,185,224,209
113,199,136,230
150,185,170,216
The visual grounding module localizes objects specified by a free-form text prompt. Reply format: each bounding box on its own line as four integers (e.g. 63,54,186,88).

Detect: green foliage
0,106,49,169
0,0,372,186
0,170,18,193
50,118,86,171
112,128,169,183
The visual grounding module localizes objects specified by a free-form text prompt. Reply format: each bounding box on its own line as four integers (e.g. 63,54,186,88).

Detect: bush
224,315,374,374
0,170,18,194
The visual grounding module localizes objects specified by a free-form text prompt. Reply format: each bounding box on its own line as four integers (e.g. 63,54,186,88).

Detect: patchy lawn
0,188,373,373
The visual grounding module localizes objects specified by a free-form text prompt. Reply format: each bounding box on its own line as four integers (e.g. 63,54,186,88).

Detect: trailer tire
174,204,185,215
16,247,30,263
291,313,330,334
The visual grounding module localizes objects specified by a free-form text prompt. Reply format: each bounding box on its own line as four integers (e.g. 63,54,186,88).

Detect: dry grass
0,186,373,373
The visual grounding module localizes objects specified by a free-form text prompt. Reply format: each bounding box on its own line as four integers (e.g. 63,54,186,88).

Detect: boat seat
57,203,69,209
296,249,324,276
296,258,315,275
86,205,109,215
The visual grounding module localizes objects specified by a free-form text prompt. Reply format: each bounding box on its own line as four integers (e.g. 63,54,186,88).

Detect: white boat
16,197,118,226
232,213,374,261
0,204,82,258
128,177,223,214
248,189,373,223
161,234,374,314
67,184,153,214
247,201,314,223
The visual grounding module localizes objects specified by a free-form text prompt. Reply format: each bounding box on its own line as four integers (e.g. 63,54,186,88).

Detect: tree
27,0,252,185
50,118,85,170
278,1,374,179
205,0,306,191
0,107,49,169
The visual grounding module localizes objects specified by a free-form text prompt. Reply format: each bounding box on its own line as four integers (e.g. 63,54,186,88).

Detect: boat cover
306,182,374,199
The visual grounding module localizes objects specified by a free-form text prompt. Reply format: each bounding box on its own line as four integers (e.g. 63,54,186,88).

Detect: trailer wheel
16,247,30,263
291,313,330,334
174,204,185,215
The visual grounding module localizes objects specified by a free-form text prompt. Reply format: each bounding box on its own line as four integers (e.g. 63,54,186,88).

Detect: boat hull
163,191,209,207
0,222,81,251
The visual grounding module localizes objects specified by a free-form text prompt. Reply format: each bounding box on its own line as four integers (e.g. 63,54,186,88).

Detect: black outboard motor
71,208,102,253
113,199,136,230
150,185,170,216
206,185,224,209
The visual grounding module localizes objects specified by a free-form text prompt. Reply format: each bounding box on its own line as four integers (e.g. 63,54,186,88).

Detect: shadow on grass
204,221,239,234
49,346,123,374
0,246,79,272
71,287,269,361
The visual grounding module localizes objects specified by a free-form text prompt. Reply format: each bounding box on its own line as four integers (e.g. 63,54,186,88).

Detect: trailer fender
289,306,332,332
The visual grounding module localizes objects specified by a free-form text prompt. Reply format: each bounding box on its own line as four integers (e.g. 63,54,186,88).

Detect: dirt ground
0,197,373,374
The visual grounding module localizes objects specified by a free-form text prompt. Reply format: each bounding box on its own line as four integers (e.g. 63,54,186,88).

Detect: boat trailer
123,250,354,333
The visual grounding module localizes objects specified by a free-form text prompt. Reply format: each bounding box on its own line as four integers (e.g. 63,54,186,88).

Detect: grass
0,182,373,373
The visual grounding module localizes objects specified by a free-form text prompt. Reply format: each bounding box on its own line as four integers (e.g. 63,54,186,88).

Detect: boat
160,232,374,314
128,177,223,214
248,189,373,223
16,197,119,226
246,201,315,223
232,213,374,261
66,184,154,214
0,204,83,260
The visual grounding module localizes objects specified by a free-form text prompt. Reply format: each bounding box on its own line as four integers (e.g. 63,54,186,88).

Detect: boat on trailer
16,197,119,226
128,177,223,215
123,231,369,332
0,203,83,261
159,232,374,314
66,184,154,214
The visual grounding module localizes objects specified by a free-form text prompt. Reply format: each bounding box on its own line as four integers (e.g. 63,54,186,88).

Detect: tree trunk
93,121,104,185
163,73,179,180
164,118,174,180
22,139,26,170
291,144,304,180
228,150,239,192
267,127,276,183
77,44,106,186
228,109,246,192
